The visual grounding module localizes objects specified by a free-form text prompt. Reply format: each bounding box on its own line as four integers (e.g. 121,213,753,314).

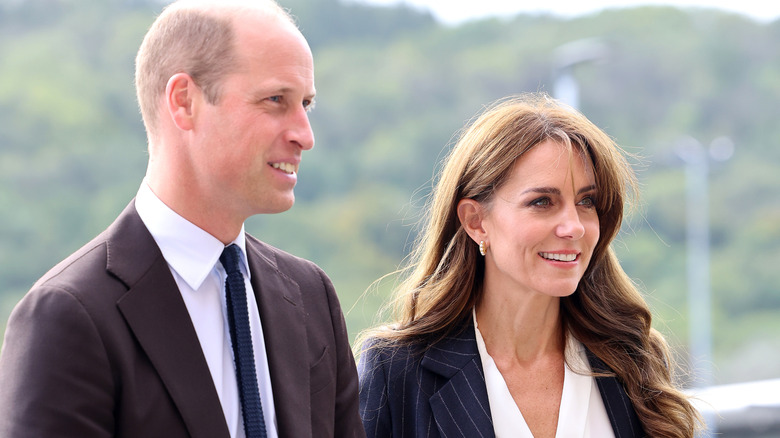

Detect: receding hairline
135,0,300,138
161,0,295,26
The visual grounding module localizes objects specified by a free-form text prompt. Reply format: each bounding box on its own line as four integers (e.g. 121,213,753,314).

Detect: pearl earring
479,241,486,256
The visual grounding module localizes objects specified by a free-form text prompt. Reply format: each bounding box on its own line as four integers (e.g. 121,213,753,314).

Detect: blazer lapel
110,202,230,438
421,322,495,438
246,237,310,437
587,351,644,438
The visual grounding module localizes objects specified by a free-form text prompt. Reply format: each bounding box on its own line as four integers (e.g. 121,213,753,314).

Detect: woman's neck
475,290,564,364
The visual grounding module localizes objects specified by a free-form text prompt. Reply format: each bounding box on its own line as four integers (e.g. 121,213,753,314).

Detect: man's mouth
271,162,297,175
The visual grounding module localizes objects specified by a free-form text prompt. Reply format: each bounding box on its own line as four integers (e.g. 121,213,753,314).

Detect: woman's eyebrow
520,184,596,196
521,187,560,196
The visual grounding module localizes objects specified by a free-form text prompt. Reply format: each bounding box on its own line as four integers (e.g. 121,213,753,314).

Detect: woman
357,93,701,437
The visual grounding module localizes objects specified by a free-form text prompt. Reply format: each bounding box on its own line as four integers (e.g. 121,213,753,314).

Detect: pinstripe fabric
359,319,645,438
587,351,645,438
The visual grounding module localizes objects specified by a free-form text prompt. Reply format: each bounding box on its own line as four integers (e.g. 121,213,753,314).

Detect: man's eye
268,96,282,103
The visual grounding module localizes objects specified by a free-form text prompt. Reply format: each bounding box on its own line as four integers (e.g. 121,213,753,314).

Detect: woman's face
480,139,599,299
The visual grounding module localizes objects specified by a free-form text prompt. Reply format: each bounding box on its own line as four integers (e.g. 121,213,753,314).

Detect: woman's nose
556,205,586,240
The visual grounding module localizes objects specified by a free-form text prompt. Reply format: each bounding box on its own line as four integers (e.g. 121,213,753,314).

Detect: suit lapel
421,321,495,438
587,351,644,438
245,237,310,437
415,318,643,438
110,202,230,438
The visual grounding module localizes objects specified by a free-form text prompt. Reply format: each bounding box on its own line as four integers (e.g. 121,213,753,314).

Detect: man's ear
165,73,200,131
457,198,487,244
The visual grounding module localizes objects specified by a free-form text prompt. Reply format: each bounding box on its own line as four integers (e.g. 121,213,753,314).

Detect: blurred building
689,379,780,437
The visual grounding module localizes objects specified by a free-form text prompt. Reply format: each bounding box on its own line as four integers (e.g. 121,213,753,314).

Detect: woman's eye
578,196,596,208
530,197,552,207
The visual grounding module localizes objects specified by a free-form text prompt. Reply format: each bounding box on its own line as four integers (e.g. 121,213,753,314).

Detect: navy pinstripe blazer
358,319,644,438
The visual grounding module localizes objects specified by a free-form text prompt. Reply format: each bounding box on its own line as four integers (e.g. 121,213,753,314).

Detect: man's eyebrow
251,85,313,97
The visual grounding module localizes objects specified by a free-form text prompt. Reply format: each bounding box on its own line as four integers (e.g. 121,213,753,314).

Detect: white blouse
474,311,615,438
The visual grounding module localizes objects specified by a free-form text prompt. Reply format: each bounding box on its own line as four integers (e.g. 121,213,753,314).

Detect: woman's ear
165,72,200,131
457,198,487,244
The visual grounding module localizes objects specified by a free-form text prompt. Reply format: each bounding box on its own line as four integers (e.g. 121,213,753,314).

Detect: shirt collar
135,180,249,290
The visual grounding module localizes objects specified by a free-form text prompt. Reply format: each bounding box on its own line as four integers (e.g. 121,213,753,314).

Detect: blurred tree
278,0,436,49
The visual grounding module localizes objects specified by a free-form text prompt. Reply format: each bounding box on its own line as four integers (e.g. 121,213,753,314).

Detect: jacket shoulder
245,234,325,278
31,233,119,298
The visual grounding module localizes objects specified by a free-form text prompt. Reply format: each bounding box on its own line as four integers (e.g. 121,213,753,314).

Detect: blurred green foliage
1,0,779,384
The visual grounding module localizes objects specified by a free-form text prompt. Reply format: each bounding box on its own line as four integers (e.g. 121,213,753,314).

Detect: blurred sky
352,0,780,25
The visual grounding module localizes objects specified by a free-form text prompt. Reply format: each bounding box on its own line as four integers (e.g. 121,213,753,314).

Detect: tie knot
220,244,242,276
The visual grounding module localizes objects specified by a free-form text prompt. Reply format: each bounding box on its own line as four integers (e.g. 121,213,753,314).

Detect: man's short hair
134,0,294,137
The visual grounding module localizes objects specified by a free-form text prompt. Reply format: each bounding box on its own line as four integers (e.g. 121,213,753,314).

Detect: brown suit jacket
0,201,364,438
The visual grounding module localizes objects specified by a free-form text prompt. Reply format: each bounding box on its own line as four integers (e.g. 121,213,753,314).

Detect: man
0,1,364,437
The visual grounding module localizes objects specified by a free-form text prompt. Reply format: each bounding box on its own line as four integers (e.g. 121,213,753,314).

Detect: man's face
191,15,316,220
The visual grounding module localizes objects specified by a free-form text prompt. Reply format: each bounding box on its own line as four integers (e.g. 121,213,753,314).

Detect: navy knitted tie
221,244,267,438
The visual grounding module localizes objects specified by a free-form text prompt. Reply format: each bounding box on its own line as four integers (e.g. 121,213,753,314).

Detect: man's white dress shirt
136,180,278,438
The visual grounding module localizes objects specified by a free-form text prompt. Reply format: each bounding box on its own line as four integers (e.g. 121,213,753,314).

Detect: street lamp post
675,135,734,437
553,38,608,109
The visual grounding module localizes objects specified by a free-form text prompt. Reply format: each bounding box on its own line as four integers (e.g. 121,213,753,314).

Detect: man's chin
255,196,295,215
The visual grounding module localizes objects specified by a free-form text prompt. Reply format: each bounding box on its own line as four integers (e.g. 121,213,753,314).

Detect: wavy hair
359,93,700,437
